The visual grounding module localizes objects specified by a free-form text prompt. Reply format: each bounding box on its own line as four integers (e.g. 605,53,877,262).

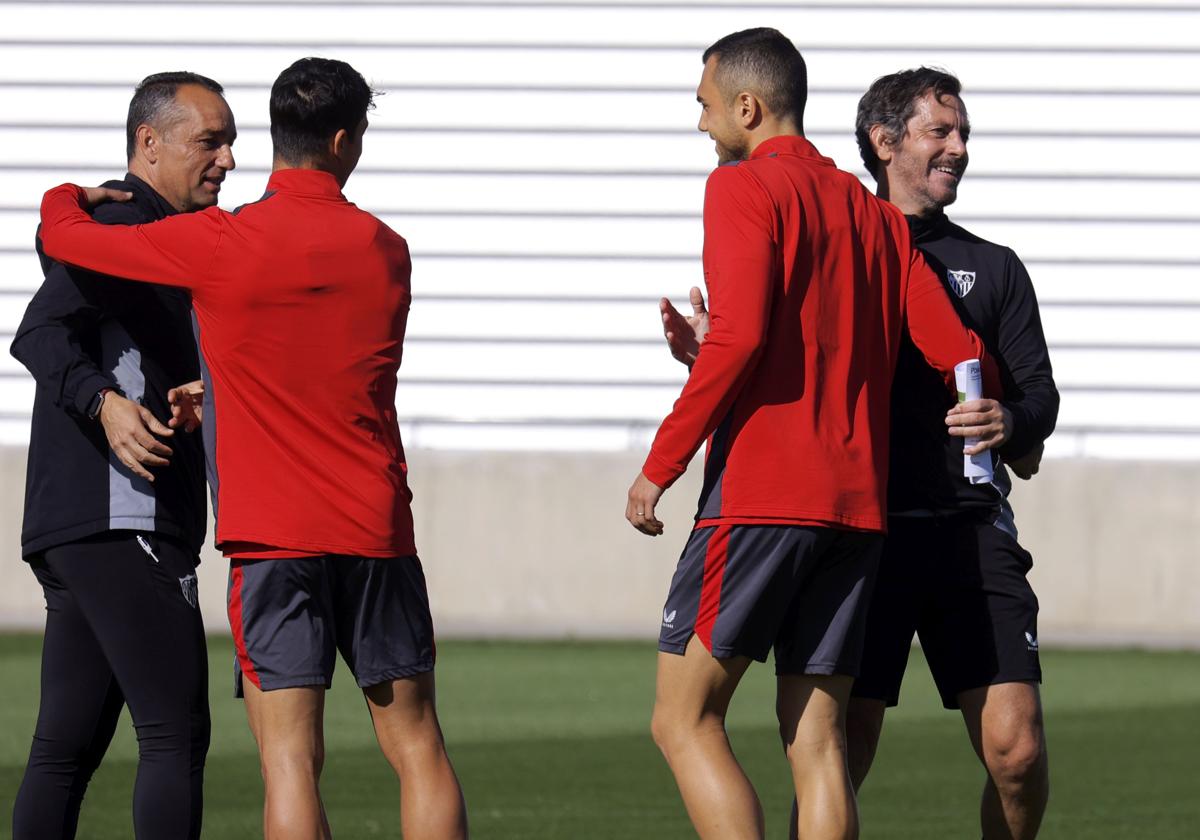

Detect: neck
875,179,937,218
127,159,186,213
745,115,803,157
272,157,348,187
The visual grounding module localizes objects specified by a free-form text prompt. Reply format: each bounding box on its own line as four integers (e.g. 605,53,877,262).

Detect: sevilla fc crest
947,269,976,298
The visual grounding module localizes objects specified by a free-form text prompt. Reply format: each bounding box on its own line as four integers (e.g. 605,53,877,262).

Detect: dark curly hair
855,68,964,180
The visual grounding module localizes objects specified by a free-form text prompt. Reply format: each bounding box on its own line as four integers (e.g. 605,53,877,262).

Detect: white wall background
0,0,1198,460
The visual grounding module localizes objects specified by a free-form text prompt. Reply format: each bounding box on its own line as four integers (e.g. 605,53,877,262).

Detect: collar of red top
749,135,833,166
265,168,346,198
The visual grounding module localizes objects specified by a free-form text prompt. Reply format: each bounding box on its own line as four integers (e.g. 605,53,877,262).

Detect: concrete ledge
3,447,1198,648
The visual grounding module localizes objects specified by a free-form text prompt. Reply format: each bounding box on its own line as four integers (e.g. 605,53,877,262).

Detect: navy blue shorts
658,524,882,676
852,511,1042,709
227,554,435,697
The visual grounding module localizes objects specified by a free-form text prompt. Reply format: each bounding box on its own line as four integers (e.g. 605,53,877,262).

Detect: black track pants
12,532,210,840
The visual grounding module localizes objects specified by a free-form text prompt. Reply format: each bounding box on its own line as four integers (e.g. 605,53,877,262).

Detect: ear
329,127,350,161
734,91,762,128
134,124,160,165
869,124,895,165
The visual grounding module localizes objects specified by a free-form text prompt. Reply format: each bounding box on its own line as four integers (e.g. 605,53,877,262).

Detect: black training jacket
12,174,206,558
888,211,1060,516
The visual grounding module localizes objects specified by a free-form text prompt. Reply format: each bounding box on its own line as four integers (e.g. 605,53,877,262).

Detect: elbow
9,332,30,366
728,334,767,365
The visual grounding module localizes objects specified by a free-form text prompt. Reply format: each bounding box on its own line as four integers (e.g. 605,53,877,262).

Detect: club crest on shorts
947,269,976,298
179,573,199,609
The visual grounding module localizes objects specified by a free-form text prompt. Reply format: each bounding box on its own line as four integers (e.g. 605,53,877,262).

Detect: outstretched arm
905,246,1003,405
40,184,222,291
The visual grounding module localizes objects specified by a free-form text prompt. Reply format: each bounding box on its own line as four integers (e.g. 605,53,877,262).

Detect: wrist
88,388,114,421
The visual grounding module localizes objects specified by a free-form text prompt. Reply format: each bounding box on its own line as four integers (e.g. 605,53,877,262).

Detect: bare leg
959,682,1049,840
242,683,332,840
651,635,762,840
777,674,858,840
364,672,468,840
845,697,887,792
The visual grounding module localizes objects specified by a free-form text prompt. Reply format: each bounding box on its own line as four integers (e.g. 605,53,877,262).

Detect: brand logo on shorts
1025,631,1039,651
179,574,199,609
947,269,976,298
662,608,677,629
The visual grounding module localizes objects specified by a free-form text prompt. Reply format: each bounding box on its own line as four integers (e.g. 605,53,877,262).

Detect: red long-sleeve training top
40,169,415,558
642,136,1000,533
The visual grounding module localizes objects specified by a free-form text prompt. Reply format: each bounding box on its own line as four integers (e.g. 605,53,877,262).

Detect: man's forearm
40,184,213,291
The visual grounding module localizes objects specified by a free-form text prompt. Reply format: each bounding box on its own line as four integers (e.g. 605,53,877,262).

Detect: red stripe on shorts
227,562,262,689
694,525,731,652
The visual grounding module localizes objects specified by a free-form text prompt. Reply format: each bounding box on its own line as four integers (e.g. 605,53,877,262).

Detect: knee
984,727,1046,789
259,742,324,788
779,719,844,768
650,704,714,759
649,705,675,755
133,717,195,758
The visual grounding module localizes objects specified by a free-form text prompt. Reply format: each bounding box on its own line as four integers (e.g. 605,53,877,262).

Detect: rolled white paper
954,359,994,485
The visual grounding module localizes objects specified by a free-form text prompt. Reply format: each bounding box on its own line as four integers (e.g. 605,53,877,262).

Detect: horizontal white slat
1044,430,1200,461
0,42,1198,95
1,252,1195,307
4,84,1198,137
1055,391,1200,431
9,339,1197,393
1050,349,1200,389
1,125,1197,184
1039,306,1200,347
4,295,1195,353
5,166,1195,226
3,207,1195,266
4,3,1198,51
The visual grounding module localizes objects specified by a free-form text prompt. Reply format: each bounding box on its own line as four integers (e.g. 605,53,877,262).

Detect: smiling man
11,71,235,840
847,68,1059,840
627,30,1002,840
35,57,468,840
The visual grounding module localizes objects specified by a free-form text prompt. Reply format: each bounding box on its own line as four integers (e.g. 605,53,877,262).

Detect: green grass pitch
1,636,1198,838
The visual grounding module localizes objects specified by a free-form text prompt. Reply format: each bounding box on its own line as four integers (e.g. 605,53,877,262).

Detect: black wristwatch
87,388,115,421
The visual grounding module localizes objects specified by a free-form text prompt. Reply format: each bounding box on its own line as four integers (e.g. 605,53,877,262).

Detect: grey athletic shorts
658,524,882,676
228,554,435,697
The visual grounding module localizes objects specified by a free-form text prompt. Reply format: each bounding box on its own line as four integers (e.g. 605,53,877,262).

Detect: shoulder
704,160,752,190
947,218,1031,277
91,179,156,225
703,161,775,217
231,188,279,216
943,218,1014,258
360,210,410,255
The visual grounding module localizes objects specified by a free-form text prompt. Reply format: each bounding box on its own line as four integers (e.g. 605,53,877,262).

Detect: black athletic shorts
658,524,882,676
227,554,435,697
853,510,1041,709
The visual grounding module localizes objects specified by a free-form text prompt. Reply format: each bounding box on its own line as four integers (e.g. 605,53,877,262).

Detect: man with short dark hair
36,56,468,840
11,70,235,840
628,29,1001,839
848,67,1058,840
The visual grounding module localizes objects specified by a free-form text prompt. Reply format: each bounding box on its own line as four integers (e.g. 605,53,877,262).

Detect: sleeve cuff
72,374,119,418
641,451,682,490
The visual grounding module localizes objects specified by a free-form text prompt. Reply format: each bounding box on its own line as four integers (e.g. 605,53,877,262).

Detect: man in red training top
625,29,1000,840
38,57,467,840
